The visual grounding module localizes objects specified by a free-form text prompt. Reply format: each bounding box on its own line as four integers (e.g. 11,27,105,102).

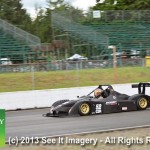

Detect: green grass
0,67,150,92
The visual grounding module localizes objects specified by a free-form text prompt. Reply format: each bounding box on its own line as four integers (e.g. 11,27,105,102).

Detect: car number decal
96,104,102,113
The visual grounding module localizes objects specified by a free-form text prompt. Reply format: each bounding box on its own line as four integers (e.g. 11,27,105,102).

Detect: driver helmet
94,89,103,98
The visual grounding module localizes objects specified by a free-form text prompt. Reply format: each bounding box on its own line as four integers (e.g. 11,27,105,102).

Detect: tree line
0,0,149,43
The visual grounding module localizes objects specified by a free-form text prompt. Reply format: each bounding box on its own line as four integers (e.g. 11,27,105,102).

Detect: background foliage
0,0,150,43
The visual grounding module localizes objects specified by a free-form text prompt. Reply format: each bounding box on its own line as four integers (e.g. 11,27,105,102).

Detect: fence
0,11,150,66
0,19,41,45
51,10,150,60
0,58,145,73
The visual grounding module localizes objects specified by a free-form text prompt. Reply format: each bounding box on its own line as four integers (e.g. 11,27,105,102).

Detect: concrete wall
0,83,144,110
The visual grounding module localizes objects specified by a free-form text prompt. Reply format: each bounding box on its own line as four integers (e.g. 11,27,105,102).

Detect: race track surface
6,108,150,140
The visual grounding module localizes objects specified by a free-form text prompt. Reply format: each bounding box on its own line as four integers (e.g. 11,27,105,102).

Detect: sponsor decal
113,96,117,99
62,101,69,105
122,107,128,111
106,101,117,105
95,104,102,113
0,109,5,147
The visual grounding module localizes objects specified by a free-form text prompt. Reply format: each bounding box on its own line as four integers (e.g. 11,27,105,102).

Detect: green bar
0,109,5,147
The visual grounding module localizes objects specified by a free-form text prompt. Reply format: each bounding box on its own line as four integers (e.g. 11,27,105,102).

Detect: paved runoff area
2,127,150,150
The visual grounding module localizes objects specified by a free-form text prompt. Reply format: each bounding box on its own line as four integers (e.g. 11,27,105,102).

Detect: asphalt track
6,108,150,140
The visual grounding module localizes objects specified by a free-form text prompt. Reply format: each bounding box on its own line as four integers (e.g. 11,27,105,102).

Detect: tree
31,0,68,43
32,0,86,43
93,0,150,10
46,0,65,9
32,8,52,43
0,0,32,30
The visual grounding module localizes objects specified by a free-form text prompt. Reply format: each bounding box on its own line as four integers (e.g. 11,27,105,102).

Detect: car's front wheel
79,102,91,116
137,97,148,110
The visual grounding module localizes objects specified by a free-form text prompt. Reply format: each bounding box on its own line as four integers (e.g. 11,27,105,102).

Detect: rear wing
132,82,150,94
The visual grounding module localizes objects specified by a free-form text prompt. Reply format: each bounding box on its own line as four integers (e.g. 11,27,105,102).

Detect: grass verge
0,67,150,92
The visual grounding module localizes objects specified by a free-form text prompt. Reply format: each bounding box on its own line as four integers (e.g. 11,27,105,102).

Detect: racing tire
52,100,69,107
136,96,148,110
79,102,91,116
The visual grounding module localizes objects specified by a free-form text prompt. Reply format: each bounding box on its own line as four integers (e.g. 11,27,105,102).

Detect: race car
43,82,150,117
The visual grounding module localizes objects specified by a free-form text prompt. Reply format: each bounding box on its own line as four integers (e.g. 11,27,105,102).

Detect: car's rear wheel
79,102,91,116
137,97,148,110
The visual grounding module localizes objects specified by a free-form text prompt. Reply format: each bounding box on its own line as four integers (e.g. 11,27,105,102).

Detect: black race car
43,82,150,117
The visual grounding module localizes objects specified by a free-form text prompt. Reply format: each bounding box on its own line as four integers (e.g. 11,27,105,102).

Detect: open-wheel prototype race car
43,82,150,117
